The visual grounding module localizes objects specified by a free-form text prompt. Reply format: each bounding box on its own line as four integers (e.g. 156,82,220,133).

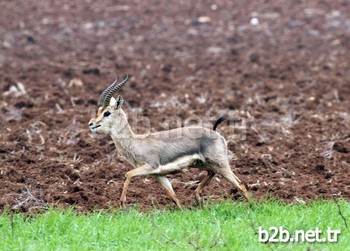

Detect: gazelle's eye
103,111,111,117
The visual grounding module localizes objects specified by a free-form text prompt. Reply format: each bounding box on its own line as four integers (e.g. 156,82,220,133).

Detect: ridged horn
98,74,129,108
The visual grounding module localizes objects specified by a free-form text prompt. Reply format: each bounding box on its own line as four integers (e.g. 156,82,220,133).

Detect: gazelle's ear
109,97,116,107
116,95,124,110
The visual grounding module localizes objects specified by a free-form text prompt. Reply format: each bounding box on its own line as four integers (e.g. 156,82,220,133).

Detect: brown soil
1,0,350,212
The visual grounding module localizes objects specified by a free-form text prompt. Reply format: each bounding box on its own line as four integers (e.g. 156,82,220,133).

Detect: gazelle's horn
98,74,129,108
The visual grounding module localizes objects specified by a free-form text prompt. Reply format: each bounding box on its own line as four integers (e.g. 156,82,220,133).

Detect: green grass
0,199,349,251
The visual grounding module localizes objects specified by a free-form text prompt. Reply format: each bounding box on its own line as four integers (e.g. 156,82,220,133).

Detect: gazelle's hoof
119,200,128,210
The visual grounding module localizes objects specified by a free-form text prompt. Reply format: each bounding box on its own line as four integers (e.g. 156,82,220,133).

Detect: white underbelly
156,154,203,174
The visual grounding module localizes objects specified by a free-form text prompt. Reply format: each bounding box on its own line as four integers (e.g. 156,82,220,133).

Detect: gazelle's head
88,75,128,134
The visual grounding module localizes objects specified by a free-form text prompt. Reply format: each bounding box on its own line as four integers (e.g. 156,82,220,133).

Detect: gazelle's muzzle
88,120,101,131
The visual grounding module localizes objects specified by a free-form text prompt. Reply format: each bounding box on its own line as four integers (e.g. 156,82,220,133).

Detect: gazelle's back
142,126,224,167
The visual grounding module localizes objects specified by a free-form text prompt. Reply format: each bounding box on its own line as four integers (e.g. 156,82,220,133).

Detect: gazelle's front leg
121,164,154,208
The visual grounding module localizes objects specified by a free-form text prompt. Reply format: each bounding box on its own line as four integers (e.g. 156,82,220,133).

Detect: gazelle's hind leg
202,136,250,201
215,164,250,201
155,176,183,210
194,170,215,206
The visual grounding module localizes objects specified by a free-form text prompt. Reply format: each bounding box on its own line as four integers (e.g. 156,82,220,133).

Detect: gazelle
88,75,250,210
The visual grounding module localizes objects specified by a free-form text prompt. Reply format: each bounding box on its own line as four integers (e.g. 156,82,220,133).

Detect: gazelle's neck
109,110,137,156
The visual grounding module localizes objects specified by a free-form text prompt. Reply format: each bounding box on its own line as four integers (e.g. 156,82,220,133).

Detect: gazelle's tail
213,117,225,131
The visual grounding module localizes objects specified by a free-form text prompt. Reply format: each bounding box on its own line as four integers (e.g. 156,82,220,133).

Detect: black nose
88,122,93,127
